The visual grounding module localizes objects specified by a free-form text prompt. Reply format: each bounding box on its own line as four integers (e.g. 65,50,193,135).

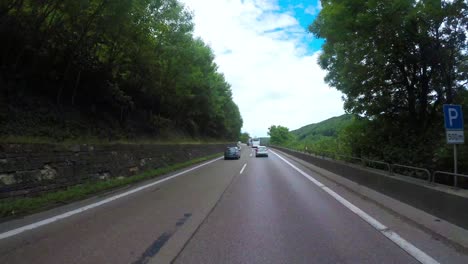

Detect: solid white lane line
271,150,439,264
240,163,247,174
0,156,223,240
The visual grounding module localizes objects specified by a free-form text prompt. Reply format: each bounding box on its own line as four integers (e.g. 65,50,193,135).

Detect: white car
255,146,268,157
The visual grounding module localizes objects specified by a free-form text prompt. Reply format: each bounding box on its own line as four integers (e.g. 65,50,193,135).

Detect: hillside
0,0,242,143
291,115,353,143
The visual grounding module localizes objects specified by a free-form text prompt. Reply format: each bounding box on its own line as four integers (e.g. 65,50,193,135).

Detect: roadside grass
0,152,222,219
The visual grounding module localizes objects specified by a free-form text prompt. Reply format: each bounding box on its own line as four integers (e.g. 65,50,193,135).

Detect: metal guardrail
363,159,391,173
277,146,467,189
391,164,431,183
433,171,468,188
304,149,391,173
336,154,364,164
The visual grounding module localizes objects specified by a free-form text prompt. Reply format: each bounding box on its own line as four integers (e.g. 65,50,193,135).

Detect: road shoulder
273,149,468,263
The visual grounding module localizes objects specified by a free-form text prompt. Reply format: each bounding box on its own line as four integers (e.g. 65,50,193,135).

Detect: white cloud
305,1,322,16
181,0,343,137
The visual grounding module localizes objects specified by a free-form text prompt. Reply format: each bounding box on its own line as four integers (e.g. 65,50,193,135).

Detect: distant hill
291,114,353,142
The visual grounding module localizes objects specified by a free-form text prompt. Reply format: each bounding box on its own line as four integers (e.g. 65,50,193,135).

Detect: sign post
443,105,464,184
454,144,457,174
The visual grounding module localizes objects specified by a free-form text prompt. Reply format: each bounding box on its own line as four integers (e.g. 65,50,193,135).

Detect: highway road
0,145,466,263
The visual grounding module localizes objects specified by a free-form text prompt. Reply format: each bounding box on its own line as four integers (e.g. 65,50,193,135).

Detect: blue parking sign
443,105,464,130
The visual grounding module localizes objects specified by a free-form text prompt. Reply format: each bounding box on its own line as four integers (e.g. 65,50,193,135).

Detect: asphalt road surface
173,150,417,264
0,145,464,263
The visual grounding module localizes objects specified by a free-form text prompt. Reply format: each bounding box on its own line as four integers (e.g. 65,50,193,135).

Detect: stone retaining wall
0,143,226,198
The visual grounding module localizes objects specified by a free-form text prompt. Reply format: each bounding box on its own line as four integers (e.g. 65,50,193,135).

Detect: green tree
309,0,467,165
239,132,250,143
0,0,243,141
268,125,292,145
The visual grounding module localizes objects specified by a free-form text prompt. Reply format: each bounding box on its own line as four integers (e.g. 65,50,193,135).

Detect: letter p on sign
448,108,458,127
443,105,464,130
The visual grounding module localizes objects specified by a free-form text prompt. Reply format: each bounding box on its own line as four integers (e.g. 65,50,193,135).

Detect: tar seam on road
0,157,223,240
133,213,192,264
271,150,439,264
134,232,171,264
170,159,244,264
240,163,247,174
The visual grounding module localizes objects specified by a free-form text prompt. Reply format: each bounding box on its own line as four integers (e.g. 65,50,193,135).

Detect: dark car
224,146,240,160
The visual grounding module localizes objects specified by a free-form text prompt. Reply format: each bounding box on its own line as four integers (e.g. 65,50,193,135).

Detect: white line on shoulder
271,150,439,264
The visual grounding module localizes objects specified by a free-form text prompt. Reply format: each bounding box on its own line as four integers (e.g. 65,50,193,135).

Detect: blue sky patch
276,0,324,52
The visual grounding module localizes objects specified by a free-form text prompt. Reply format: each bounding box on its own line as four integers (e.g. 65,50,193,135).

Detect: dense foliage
292,115,353,141
306,0,468,170
268,125,292,145
270,115,351,153
0,0,242,140
239,132,250,143
281,115,353,153
273,113,468,174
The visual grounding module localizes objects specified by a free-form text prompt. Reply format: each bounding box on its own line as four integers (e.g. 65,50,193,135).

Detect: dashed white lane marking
271,150,439,264
0,156,223,240
240,163,247,174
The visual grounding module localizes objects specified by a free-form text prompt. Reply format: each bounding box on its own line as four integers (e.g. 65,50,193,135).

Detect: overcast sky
180,0,344,137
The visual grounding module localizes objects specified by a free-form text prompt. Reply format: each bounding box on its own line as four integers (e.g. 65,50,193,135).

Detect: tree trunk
59,0,108,105
57,58,73,106
419,64,429,130
444,49,455,104
71,70,81,106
